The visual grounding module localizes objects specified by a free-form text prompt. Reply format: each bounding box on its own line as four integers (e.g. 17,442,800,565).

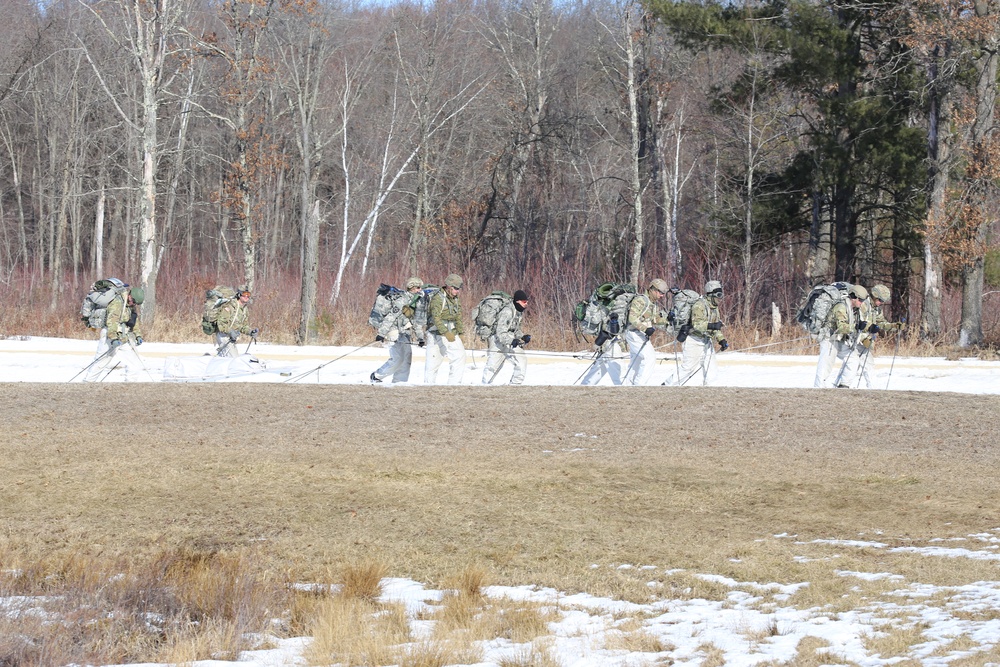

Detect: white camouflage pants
85,329,144,382
215,331,240,357
580,340,624,386
424,331,465,385
672,335,715,386
815,334,853,388
624,329,657,386
374,338,414,383
482,336,526,385
840,340,876,389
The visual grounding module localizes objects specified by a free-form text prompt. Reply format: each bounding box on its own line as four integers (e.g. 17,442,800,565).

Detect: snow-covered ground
1,335,998,393
4,336,1000,666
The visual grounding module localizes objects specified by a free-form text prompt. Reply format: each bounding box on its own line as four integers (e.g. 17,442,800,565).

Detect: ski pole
486,354,508,385
245,334,257,355
128,340,157,382
99,361,121,382
285,342,377,383
885,324,903,390
622,334,650,384
69,348,114,382
574,336,618,385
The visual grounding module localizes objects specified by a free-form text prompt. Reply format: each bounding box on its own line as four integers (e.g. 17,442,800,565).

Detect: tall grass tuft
340,558,389,602
0,545,289,667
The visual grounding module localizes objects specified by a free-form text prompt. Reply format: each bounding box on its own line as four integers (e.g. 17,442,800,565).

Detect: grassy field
2,383,999,665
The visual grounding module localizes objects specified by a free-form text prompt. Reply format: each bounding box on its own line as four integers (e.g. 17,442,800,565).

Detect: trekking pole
99,361,121,382
885,327,903,390
285,342,377,383
245,334,257,355
69,348,114,382
486,354,508,385
129,341,157,382
854,336,876,389
622,334,650,384
574,336,617,385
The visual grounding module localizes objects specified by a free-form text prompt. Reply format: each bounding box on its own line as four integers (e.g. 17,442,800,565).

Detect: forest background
0,0,998,350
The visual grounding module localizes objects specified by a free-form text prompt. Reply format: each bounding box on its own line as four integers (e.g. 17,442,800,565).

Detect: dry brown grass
2,383,1000,664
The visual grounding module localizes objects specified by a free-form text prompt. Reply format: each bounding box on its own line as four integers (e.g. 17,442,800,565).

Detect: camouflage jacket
626,291,668,331
216,300,252,335
823,301,857,340
689,296,724,343
105,294,142,342
428,289,464,336
490,302,524,348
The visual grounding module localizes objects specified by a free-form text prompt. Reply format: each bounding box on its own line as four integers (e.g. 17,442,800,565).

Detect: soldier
845,284,905,389
815,284,866,388
482,289,531,385
370,277,424,383
670,280,728,386
85,286,146,382
624,278,671,386
424,273,466,384
215,286,258,357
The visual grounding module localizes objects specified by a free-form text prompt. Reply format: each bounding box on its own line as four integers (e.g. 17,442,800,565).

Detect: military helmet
129,287,145,305
444,273,463,289
848,284,868,301
649,278,669,294
871,284,891,303
705,280,723,296
405,277,423,290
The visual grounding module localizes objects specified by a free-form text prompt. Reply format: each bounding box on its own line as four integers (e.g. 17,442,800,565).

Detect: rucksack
80,278,129,329
668,289,702,330
795,282,851,335
201,286,237,335
471,291,513,341
411,285,440,332
368,283,406,329
572,282,638,336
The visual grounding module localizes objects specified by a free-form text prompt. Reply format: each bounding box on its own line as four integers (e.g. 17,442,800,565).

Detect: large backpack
668,289,702,331
80,278,129,329
795,282,851,335
201,286,237,335
411,285,440,332
471,291,513,341
572,282,635,338
368,283,407,329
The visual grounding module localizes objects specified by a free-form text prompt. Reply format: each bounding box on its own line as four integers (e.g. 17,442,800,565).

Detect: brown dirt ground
2,383,998,590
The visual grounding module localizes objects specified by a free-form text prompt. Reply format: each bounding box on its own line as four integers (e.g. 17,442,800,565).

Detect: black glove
418,339,426,347
608,314,621,335
110,339,122,349
375,335,385,342
867,324,880,335
676,325,689,343
594,331,609,347
855,320,867,332
511,338,523,348
644,327,655,338
135,336,143,346
250,328,259,337
667,312,676,325
707,322,723,331
228,330,239,342
521,334,531,345
719,339,729,352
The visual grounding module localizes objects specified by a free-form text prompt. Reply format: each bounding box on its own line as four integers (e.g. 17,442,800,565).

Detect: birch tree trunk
959,0,998,347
